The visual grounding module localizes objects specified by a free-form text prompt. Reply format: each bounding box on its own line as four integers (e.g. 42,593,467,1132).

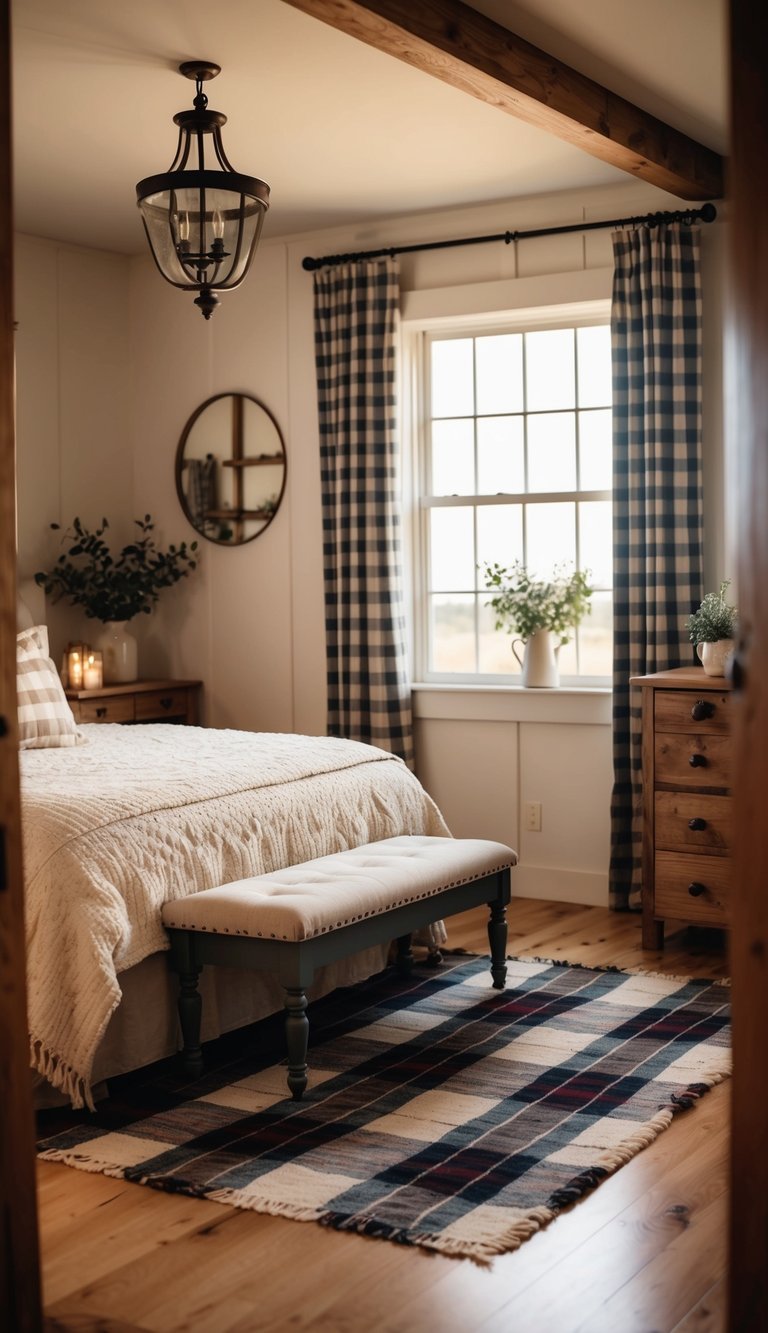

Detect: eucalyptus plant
483,561,593,645
686,580,738,643
35,515,198,623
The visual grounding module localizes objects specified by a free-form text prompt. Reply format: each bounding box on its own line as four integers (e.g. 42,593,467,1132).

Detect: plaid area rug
37,955,730,1262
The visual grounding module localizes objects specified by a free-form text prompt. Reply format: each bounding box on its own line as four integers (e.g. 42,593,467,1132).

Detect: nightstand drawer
134,688,190,722
655,792,732,854
654,689,730,734
655,732,731,789
655,851,730,925
77,695,135,724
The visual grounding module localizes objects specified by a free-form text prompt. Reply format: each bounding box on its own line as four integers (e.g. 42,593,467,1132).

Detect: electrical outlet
524,801,542,832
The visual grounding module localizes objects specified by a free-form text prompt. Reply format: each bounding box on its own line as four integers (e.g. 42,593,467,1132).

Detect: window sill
412,682,612,725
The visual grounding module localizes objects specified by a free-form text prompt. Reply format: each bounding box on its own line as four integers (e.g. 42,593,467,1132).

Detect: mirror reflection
175,392,287,545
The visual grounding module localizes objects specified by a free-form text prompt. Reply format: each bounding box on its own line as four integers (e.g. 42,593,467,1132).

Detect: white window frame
401,283,612,691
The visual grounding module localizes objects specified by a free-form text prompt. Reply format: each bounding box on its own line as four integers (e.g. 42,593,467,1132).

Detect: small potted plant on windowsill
686,580,738,677
482,561,593,688
35,515,197,684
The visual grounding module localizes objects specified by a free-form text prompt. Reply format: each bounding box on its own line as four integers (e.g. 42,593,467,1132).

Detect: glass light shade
137,175,268,292
136,66,270,318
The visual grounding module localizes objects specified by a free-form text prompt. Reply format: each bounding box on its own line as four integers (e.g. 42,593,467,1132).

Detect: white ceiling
11,0,727,256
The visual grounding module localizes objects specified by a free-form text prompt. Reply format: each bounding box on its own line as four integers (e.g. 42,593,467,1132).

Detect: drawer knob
688,881,707,897
688,817,708,831
691,699,715,722
96,707,107,719
160,697,174,709
689,753,707,768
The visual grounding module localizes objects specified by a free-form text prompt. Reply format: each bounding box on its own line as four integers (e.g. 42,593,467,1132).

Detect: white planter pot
93,621,138,684
511,629,561,688
696,638,735,678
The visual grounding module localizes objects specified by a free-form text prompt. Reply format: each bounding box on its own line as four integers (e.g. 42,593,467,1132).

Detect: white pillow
16,625,87,750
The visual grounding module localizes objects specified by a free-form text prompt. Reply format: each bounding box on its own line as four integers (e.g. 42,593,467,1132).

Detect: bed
21,722,450,1108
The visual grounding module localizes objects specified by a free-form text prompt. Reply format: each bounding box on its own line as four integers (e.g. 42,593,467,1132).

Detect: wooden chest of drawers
66,679,202,726
632,667,732,949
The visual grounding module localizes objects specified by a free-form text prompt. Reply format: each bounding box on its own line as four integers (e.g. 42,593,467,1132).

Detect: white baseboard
513,865,608,908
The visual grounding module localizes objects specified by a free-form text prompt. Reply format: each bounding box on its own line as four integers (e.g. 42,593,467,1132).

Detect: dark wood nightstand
66,679,202,726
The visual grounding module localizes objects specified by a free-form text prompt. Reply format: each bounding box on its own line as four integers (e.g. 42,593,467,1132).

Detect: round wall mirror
175,392,287,545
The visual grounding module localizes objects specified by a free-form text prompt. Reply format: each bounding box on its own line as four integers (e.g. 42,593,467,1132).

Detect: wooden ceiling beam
283,0,724,201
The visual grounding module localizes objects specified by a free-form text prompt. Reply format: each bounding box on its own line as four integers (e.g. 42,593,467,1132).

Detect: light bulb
178,211,190,242
212,210,224,239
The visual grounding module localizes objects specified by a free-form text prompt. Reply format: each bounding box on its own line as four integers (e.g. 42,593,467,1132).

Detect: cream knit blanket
21,725,449,1108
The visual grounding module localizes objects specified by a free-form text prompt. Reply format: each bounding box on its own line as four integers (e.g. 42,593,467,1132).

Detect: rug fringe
37,1147,126,1178
30,1037,95,1111
205,1188,327,1224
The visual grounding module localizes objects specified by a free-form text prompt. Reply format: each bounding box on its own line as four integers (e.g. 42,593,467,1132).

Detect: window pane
476,334,523,414
477,416,525,494
577,325,612,407
579,409,612,490
557,635,578,677
525,328,575,411
431,418,475,495
478,598,522,675
430,595,476,672
578,500,612,586
576,590,613,676
526,502,576,576
431,339,474,417
429,506,475,591
476,504,523,587
527,413,576,491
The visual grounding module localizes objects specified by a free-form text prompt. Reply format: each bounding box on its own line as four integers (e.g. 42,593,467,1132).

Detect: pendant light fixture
136,61,270,319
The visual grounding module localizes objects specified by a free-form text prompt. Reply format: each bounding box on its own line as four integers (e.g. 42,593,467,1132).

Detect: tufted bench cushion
161,835,516,942
161,834,517,1100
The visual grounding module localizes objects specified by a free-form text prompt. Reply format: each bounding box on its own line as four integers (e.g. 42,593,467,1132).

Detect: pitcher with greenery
483,561,593,687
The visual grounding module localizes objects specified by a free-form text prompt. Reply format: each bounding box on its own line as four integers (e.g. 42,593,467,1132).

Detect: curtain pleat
312,258,414,765
610,226,704,910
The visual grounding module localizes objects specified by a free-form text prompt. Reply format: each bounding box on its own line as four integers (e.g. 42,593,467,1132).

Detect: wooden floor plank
37,899,730,1333
477,1106,728,1331
671,1277,726,1332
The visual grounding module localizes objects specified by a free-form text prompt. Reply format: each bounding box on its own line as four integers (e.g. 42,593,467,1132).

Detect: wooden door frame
727,3,768,1328
0,0,43,1326
0,3,765,1329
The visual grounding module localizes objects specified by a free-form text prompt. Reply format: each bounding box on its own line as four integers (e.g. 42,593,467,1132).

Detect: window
414,317,612,684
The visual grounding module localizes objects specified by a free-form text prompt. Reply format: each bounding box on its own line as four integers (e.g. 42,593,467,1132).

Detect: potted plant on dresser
483,561,593,687
35,515,197,683
686,580,738,677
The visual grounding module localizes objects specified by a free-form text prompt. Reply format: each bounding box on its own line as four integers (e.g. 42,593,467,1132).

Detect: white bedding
21,724,449,1107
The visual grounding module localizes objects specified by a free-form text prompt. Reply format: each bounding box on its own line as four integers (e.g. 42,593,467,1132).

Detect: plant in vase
35,515,197,684
482,561,593,687
685,580,738,677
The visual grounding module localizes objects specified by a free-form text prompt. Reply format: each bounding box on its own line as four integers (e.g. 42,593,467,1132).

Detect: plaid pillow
17,626,86,750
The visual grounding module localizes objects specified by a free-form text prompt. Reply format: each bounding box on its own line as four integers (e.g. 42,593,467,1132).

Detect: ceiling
11,0,727,256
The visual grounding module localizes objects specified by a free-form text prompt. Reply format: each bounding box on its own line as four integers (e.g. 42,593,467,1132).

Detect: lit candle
83,651,103,691
67,648,84,690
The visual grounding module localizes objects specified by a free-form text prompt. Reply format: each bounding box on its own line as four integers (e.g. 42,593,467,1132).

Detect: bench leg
284,987,309,1100
396,933,414,976
488,899,508,990
178,967,204,1078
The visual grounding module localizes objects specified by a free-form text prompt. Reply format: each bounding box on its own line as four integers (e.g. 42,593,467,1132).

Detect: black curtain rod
301,202,717,272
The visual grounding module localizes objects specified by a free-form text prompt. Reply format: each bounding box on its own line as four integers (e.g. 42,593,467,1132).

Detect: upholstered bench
161,834,517,1099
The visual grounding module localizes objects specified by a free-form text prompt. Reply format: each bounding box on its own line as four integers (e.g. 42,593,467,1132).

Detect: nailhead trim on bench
164,861,515,940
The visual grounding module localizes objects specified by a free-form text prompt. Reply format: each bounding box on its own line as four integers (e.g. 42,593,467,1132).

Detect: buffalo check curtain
313,258,414,766
609,226,704,911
